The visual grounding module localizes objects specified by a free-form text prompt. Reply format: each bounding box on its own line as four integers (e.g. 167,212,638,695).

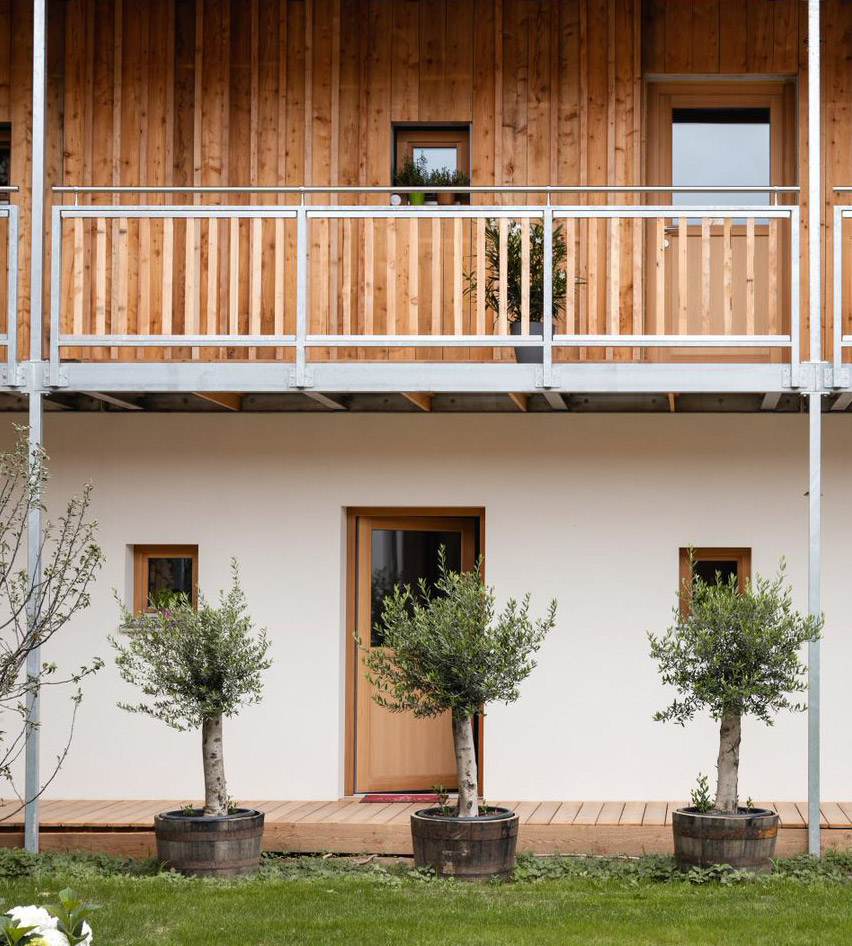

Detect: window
394,125,470,179
0,125,9,204
672,108,770,210
647,82,794,201
133,545,198,612
679,547,751,613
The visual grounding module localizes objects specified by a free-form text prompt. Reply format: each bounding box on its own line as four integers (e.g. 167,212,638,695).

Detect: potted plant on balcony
393,153,429,206
648,558,821,871
465,219,569,364
110,561,272,877
428,167,471,206
362,548,557,881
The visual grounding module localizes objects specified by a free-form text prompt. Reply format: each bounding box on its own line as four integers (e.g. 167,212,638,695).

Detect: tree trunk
202,714,228,817
452,711,478,818
715,712,741,814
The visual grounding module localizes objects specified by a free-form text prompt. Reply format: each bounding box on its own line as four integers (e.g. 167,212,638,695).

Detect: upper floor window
394,126,470,179
393,125,470,205
672,108,770,209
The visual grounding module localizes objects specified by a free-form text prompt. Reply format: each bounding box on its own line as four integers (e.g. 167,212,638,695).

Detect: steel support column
23,390,43,853
24,0,47,854
808,393,822,858
807,0,822,859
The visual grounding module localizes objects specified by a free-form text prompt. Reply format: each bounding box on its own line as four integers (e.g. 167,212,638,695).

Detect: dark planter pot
154,807,265,877
411,806,519,882
510,319,546,364
672,807,779,872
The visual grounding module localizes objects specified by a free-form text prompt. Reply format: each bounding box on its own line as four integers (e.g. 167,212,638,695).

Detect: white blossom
6,905,58,930
27,930,71,946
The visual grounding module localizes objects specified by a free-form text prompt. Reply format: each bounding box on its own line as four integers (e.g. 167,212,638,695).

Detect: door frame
344,507,485,796
645,80,797,362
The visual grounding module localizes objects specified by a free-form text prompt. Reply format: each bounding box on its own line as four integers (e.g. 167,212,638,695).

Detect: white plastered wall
0,411,849,803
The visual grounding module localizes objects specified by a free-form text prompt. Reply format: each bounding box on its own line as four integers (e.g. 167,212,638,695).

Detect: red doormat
360,793,442,803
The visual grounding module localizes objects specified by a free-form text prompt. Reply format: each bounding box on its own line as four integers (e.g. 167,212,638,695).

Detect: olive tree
648,562,821,813
362,550,557,818
111,562,271,816
0,430,103,816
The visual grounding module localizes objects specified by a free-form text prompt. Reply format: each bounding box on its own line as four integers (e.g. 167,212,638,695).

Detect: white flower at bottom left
4,905,70,946
24,930,71,946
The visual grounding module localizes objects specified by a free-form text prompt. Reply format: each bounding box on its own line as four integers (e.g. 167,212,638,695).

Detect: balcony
44,187,801,397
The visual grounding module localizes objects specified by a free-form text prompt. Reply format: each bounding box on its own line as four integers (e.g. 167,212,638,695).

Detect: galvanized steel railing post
540,207,555,389
5,206,18,383
790,205,801,383
48,206,62,386
293,205,310,388
833,205,845,386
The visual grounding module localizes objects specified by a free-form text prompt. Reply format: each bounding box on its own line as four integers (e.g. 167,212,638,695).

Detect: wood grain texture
2,798,849,859
0,0,828,365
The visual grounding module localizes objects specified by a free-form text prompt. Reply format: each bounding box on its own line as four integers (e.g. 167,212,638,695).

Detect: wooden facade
2,0,852,366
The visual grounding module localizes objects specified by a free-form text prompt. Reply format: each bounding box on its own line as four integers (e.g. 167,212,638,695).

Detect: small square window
678,547,751,615
394,125,470,203
133,544,198,612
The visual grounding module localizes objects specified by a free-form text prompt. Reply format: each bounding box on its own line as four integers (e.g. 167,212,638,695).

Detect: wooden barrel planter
154,808,265,877
672,807,779,872
411,807,519,882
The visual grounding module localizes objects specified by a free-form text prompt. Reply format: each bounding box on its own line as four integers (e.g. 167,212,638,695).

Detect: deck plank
620,801,646,825
514,802,542,824
821,802,849,828
642,801,667,826
795,801,827,827
664,802,688,826
573,801,604,825
597,802,625,825
526,801,561,825
549,801,581,825
774,801,804,827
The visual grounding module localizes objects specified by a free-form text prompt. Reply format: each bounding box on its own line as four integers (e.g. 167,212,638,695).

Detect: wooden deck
2,799,852,858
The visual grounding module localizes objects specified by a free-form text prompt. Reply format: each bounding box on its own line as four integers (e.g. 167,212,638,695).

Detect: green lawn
3,852,852,945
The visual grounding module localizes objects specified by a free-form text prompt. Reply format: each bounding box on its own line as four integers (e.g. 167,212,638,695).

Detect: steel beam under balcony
52,360,795,396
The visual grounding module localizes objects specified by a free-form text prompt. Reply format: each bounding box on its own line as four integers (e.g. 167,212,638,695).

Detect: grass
3,851,852,945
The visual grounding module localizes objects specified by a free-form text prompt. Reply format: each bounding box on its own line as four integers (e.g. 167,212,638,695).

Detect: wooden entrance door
352,515,477,793
646,82,796,363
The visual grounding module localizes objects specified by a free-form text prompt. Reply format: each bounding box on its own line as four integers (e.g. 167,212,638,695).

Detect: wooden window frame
646,81,797,198
133,544,199,613
344,507,484,796
678,547,752,615
393,125,471,179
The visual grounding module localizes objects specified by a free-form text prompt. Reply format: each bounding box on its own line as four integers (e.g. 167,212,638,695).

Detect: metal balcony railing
48,186,800,387
0,190,18,383
832,194,852,384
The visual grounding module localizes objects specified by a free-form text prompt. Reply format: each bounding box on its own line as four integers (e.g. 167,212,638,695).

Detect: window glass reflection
147,557,194,608
672,108,770,211
370,530,462,646
412,146,458,175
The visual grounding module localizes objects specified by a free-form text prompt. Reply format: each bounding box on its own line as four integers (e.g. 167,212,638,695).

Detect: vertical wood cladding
1,1,849,357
